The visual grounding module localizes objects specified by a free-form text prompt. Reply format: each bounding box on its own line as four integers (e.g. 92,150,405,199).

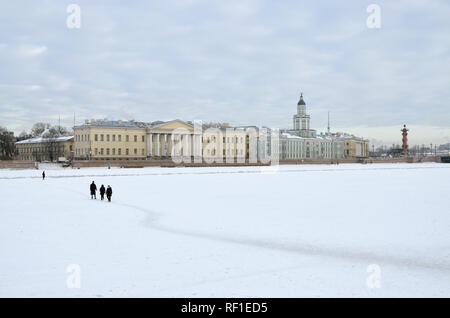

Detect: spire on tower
297,93,306,106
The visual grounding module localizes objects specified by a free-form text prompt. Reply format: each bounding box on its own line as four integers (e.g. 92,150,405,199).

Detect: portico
146,120,200,160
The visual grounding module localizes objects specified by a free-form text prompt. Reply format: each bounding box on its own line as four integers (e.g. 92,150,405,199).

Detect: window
95,148,98,155
112,135,116,142
106,148,110,155
106,135,110,142
142,136,145,142
118,135,122,142
134,135,137,142
240,137,243,143
95,134,98,141
112,148,115,155
100,148,104,155
141,149,144,155
126,135,129,142
134,148,137,155
118,148,122,155
126,148,129,155
101,134,104,141
223,137,225,143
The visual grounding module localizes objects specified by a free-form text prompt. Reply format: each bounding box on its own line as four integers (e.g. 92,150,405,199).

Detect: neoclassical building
280,94,345,159
290,93,316,138
73,119,251,162
70,93,368,162
16,135,74,161
73,119,201,160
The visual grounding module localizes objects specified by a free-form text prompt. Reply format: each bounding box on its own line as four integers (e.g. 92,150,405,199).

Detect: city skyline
1,0,449,146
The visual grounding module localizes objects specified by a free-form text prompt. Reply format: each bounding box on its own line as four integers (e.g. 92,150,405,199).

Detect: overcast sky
0,0,449,145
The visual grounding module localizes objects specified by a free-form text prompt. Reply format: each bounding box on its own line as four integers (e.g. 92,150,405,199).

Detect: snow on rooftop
16,136,74,145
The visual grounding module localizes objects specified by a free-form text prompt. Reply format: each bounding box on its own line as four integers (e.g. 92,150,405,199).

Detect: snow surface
0,163,449,297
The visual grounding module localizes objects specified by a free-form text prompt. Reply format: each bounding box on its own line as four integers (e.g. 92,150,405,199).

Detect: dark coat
106,187,112,197
90,183,97,194
100,186,106,195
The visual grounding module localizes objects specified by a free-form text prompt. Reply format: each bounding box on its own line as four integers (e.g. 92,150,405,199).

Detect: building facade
15,136,74,161
339,134,370,158
279,94,345,159
66,93,368,162
73,119,205,161
201,126,249,163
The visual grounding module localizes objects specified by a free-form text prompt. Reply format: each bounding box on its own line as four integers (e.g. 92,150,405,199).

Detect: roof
281,133,304,139
74,119,196,130
16,136,74,145
75,120,148,129
297,93,306,106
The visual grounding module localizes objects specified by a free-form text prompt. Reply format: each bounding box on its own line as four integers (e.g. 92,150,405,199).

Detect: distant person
106,185,112,202
42,171,45,180
99,185,106,201
90,181,97,199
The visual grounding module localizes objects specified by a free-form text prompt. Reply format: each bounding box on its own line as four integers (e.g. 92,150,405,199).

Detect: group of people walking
90,181,113,202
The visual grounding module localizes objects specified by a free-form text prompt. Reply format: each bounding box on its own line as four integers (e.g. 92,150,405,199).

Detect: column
156,133,160,157
147,133,153,157
167,134,173,158
162,134,166,157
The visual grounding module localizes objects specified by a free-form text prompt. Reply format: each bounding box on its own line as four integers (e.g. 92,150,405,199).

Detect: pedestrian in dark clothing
42,171,45,180
90,181,97,199
106,185,112,202
99,185,106,200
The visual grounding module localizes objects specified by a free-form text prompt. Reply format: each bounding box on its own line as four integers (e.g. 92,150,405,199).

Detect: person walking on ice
90,181,97,199
42,171,45,180
99,184,106,201
106,185,112,202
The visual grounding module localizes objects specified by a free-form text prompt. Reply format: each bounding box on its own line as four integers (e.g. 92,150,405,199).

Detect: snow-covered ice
0,163,449,297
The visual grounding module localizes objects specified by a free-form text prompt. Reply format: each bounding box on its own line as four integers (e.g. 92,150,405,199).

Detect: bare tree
31,122,50,137
18,131,32,141
0,126,15,160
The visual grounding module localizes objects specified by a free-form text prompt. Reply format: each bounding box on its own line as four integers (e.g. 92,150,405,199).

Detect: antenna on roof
327,111,330,134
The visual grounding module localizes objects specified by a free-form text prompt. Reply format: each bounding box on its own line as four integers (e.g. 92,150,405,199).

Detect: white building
279,94,345,159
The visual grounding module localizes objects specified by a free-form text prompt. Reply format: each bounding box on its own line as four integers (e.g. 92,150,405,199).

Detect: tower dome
297,93,306,106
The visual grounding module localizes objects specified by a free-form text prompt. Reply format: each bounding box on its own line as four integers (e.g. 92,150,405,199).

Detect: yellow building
16,136,74,161
73,119,200,160
342,137,370,158
74,119,147,160
73,119,252,162
201,126,249,163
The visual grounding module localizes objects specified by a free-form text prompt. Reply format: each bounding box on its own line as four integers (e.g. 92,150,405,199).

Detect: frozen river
0,163,449,297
